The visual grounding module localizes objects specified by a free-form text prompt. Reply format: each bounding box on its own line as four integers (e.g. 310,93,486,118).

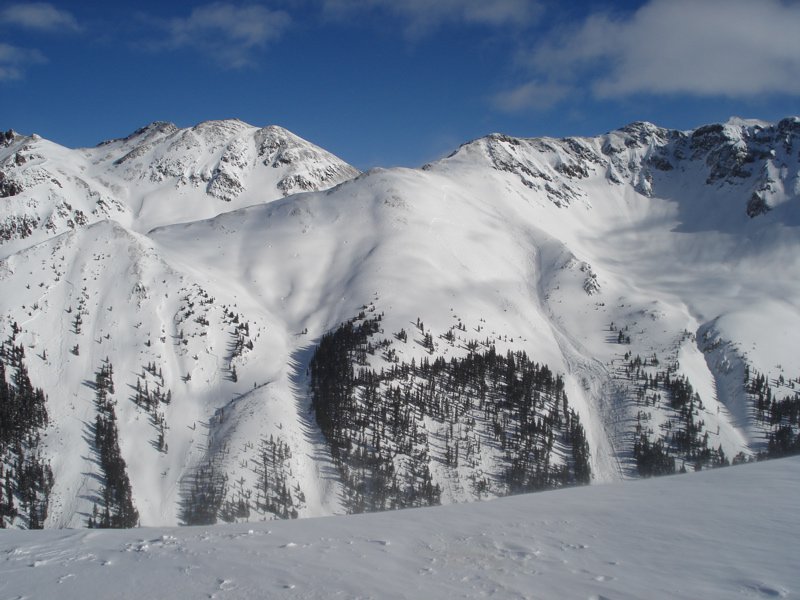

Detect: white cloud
323,0,539,36
0,2,81,32
492,80,570,111
165,3,291,68
501,0,800,111
0,43,46,81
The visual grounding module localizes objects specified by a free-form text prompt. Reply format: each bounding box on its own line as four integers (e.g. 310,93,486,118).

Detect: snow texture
0,456,797,599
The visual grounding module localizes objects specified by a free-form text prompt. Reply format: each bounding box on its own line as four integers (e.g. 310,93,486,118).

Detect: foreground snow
1,457,796,599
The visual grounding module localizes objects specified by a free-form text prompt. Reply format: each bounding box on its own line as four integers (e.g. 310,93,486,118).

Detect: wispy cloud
0,2,81,32
323,0,539,36
492,80,571,112
0,3,79,81
157,3,291,69
497,0,800,112
0,43,46,81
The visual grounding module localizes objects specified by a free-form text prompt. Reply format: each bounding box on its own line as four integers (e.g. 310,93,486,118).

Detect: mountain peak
777,116,800,133
1,129,20,147
617,120,661,134
189,118,253,140
97,121,178,147
0,118,360,248
257,124,301,140
722,116,771,131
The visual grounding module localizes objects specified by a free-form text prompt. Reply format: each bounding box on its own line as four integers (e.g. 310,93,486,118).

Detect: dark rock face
1,130,17,148
0,170,23,198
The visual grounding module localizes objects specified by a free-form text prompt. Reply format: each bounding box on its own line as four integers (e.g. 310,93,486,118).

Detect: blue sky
2,0,799,169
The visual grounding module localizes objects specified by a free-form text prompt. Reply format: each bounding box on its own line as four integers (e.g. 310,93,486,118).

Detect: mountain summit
0,119,359,256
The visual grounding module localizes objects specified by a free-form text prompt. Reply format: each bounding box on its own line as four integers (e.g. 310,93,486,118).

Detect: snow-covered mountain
0,119,359,255
1,117,798,529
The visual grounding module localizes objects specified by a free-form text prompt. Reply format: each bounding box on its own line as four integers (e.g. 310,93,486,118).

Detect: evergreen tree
91,361,138,528
309,314,592,513
0,338,53,528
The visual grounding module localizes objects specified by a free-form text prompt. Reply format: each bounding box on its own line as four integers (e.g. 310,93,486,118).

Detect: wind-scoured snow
0,457,797,599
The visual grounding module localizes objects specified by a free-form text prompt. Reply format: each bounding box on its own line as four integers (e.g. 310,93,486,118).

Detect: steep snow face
0,120,359,256
0,133,121,258
1,117,799,529
0,218,345,527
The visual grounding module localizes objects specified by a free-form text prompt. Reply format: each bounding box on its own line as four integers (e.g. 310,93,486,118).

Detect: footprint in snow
495,541,536,560
562,542,589,551
741,581,788,598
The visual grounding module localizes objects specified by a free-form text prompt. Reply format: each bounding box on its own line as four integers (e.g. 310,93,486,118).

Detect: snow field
0,456,796,599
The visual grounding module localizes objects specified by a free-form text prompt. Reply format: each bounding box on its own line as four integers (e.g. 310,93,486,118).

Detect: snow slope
0,456,796,599
1,116,799,528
